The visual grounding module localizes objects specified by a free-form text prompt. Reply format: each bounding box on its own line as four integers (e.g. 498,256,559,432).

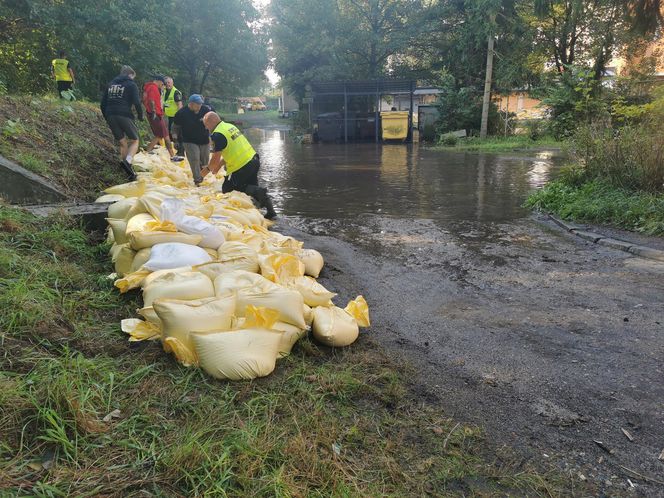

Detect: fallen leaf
102,409,121,423
27,462,43,472
431,426,444,435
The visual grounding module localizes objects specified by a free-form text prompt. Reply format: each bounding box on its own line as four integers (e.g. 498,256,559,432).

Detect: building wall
494,92,545,119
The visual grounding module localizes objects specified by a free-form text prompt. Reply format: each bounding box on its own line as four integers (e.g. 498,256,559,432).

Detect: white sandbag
107,218,128,244
128,231,202,250
286,276,336,307
161,198,225,248
192,328,283,380
142,271,214,307
298,249,324,278
143,243,211,271
153,295,236,366
130,248,152,272
213,270,279,296
311,306,359,347
236,288,306,329
96,194,125,203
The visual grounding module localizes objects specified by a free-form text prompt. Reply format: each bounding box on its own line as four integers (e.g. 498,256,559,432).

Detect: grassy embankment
0,207,581,496
0,95,129,200
435,134,563,152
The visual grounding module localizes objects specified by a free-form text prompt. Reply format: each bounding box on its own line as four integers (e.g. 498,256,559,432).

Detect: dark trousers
57,81,72,98
222,155,260,193
168,116,184,155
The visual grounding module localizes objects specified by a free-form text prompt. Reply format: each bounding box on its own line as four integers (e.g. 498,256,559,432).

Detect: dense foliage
0,0,267,100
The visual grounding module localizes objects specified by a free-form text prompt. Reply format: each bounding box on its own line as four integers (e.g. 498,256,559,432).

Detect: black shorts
57,81,72,93
106,115,139,141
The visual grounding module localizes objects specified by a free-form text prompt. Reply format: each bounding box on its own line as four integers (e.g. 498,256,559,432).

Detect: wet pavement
248,129,664,496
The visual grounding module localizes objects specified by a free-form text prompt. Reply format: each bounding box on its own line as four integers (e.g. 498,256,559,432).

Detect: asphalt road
279,213,664,497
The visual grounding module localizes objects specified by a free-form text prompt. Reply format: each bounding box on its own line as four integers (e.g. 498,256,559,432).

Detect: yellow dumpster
380,111,409,140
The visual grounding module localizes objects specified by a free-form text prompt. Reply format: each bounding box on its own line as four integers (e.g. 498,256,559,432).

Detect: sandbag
125,213,157,234
138,306,162,328
311,306,359,347
345,295,371,327
141,266,193,288
153,295,236,366
107,218,128,244
96,194,125,203
143,243,211,271
298,249,324,278
115,269,150,293
114,244,136,277
142,271,214,307
130,248,152,273
285,276,336,307
272,321,308,357
213,270,278,296
161,198,225,248
259,253,305,283
236,288,306,329
104,178,146,198
121,318,161,342
108,197,140,220
303,304,314,326
192,328,283,380
128,231,202,250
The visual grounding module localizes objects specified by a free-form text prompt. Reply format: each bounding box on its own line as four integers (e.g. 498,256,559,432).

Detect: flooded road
247,128,664,496
248,128,563,223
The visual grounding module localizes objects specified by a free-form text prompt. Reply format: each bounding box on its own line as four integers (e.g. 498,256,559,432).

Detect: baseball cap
189,94,204,104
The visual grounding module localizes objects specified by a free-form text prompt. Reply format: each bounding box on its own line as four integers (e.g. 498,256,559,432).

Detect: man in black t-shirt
174,94,212,185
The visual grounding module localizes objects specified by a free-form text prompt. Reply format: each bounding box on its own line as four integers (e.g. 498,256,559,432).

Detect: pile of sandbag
99,148,370,380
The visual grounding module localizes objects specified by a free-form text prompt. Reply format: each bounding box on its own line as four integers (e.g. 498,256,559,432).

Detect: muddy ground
277,213,664,496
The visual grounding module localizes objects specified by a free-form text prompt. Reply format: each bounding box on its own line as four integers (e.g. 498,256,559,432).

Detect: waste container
380,111,409,140
315,112,343,142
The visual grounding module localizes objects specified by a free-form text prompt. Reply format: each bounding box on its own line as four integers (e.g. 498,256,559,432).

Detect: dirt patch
0,95,126,200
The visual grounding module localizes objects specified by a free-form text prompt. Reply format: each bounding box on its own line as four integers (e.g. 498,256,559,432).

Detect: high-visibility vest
163,86,180,118
52,59,72,82
213,121,256,174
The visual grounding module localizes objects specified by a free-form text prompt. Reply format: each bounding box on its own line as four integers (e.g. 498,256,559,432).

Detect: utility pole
480,14,496,140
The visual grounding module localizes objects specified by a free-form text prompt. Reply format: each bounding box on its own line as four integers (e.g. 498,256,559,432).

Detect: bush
435,76,499,136
439,133,458,146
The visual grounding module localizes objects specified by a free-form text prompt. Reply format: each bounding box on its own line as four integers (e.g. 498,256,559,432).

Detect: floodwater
247,128,565,223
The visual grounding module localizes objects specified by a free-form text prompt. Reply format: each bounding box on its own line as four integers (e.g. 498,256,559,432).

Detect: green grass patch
436,135,563,152
526,178,664,235
0,206,584,496
15,152,48,174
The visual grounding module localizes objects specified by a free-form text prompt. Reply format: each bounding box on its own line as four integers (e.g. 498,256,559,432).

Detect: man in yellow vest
163,77,184,155
202,112,276,219
51,50,75,99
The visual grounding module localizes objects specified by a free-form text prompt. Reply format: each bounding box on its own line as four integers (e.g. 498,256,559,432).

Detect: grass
0,205,583,496
436,135,563,152
15,152,48,175
526,178,664,235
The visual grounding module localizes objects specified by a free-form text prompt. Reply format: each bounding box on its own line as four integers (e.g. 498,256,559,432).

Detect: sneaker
171,156,184,162
264,210,278,220
120,159,137,181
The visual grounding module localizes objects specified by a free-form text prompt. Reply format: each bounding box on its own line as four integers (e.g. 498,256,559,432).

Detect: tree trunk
199,62,213,94
480,32,495,139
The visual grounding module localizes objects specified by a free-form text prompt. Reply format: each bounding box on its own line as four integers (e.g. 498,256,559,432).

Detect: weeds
0,206,581,496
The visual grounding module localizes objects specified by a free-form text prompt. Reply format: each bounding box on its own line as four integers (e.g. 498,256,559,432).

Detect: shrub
439,133,458,146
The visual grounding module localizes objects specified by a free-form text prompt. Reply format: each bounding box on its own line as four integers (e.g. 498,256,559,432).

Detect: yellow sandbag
124,199,149,220
153,295,236,366
121,318,161,342
298,249,324,278
126,213,157,234
272,321,308,357
224,190,255,209
138,306,162,329
145,220,177,232
311,306,359,347
236,288,306,329
109,242,123,260
139,191,170,219
203,248,218,259
128,231,202,250
107,218,128,244
142,271,214,307
243,305,279,329
303,304,314,326
217,241,258,261
214,207,255,226
259,253,305,283
114,244,136,277
130,248,152,272
345,295,370,327
115,269,150,293
163,337,198,367
96,194,125,203
108,197,140,220
106,227,115,244
285,276,336,307
104,178,146,198
141,266,193,288
192,328,283,380
213,270,278,296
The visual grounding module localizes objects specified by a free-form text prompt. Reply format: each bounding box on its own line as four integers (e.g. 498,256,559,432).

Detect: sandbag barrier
98,148,370,380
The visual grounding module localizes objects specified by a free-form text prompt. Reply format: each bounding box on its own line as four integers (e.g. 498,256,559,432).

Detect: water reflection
245,129,563,222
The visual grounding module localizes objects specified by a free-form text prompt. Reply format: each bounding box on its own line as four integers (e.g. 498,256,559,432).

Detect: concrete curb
548,215,664,263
